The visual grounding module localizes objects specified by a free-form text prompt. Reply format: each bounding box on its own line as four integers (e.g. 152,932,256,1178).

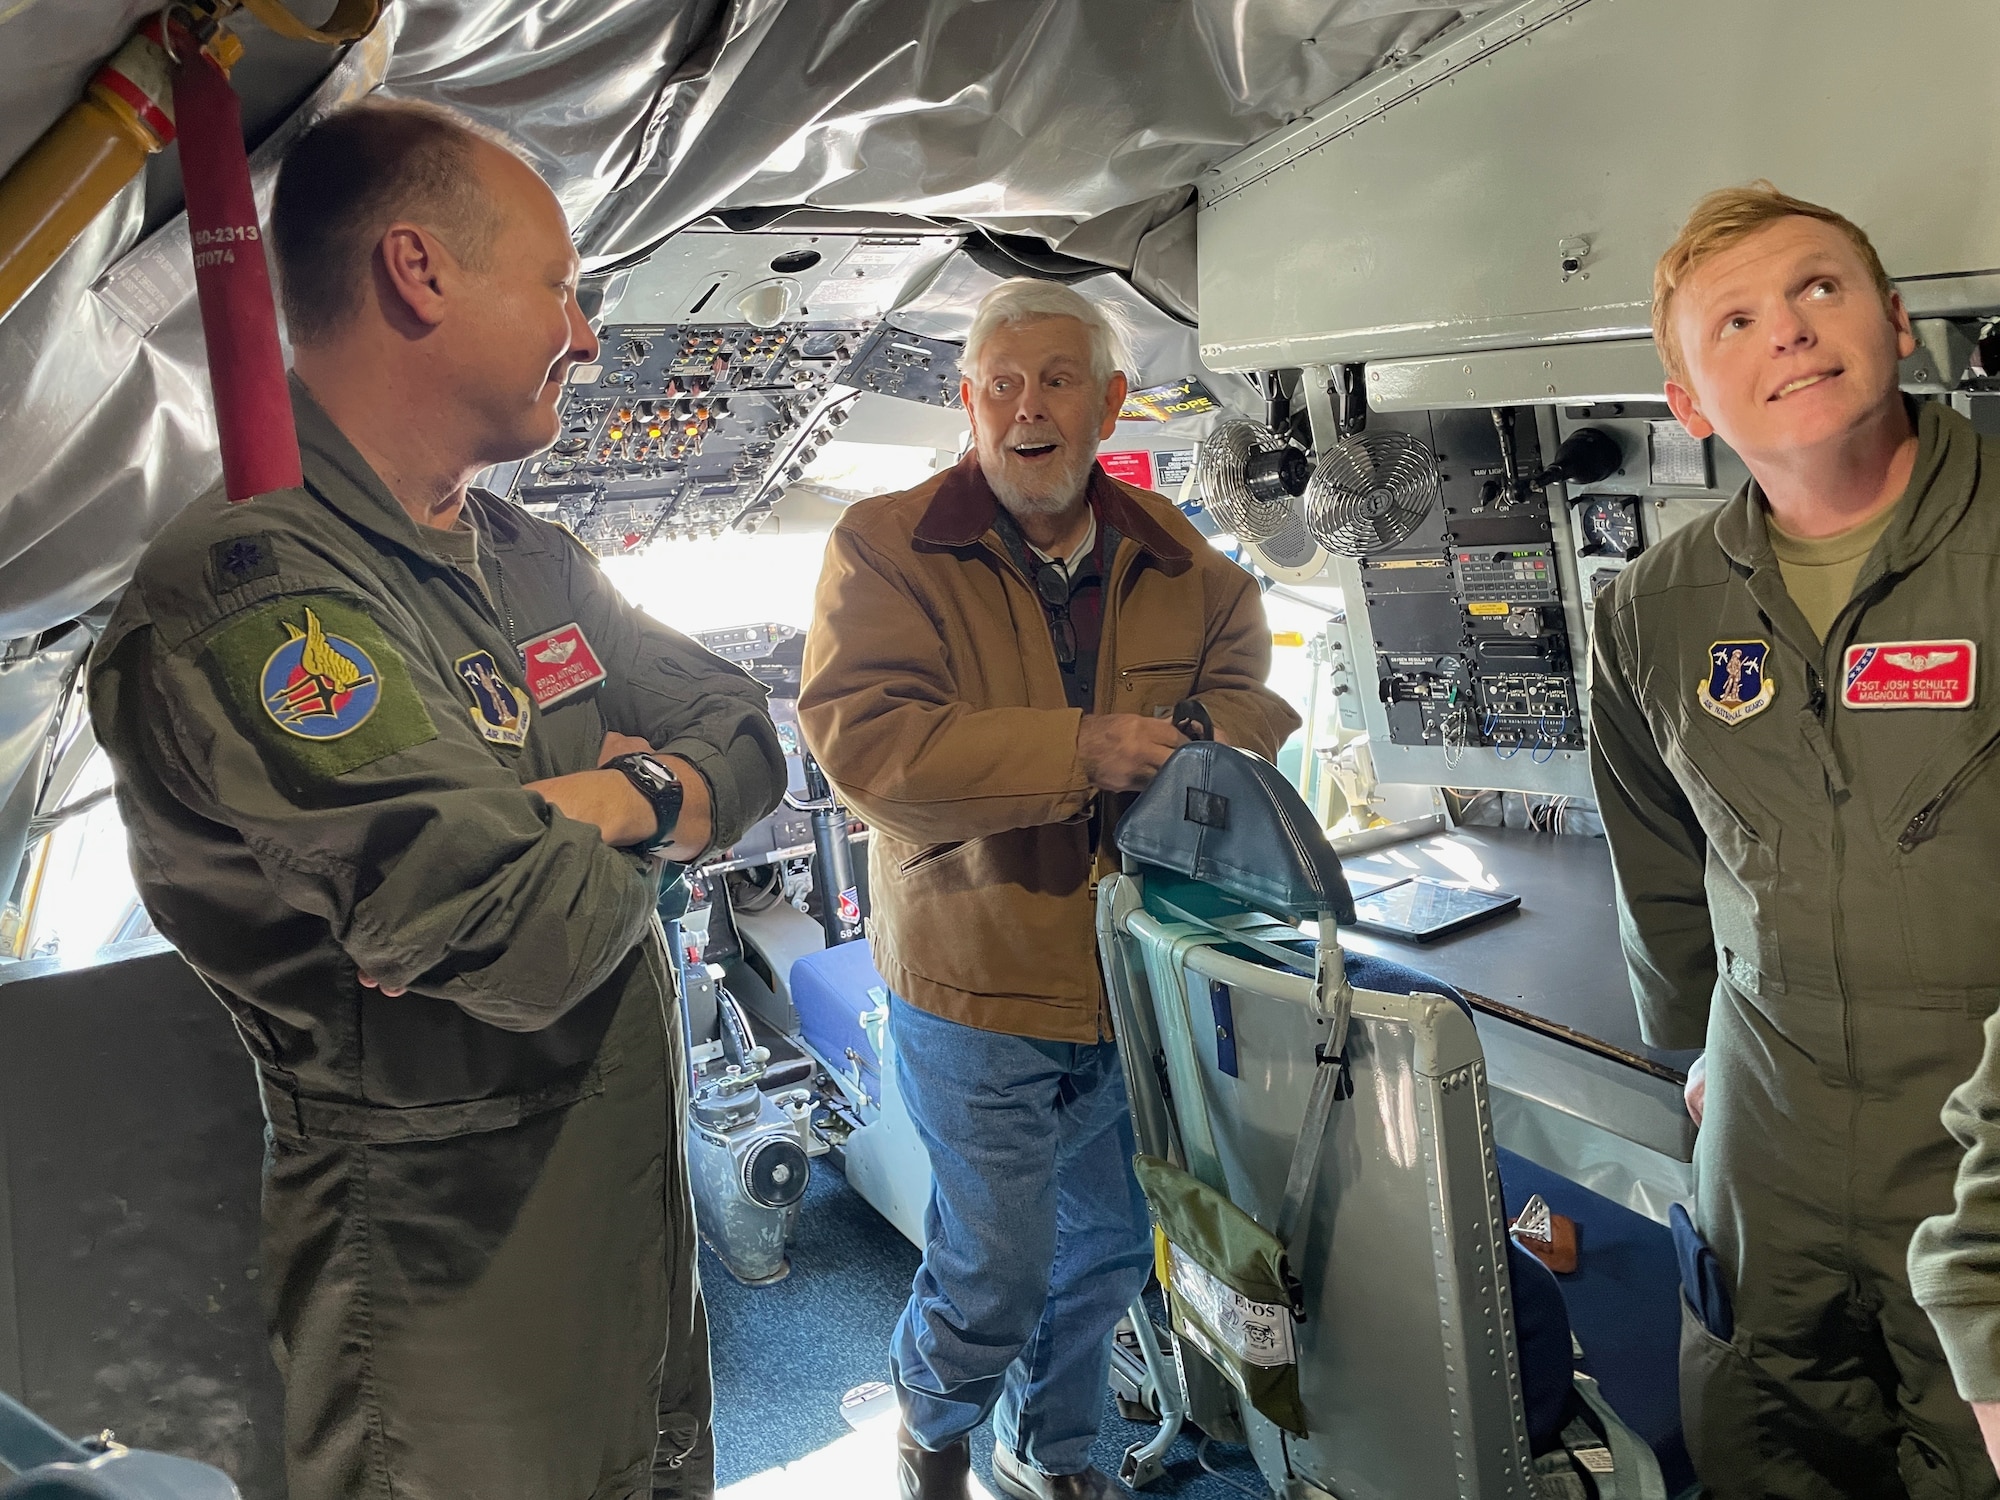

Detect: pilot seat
1101,741,1671,1499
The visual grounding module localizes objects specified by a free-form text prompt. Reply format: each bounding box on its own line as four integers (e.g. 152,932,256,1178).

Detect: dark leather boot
897,1421,971,1500
990,1443,1128,1500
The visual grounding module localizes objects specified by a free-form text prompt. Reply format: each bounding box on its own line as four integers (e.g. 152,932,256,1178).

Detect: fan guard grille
1195,420,1296,543
1304,431,1442,557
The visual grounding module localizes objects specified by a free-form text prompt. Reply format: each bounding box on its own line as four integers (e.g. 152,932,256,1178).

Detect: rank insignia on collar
1697,640,1775,725
260,606,379,740
455,649,531,746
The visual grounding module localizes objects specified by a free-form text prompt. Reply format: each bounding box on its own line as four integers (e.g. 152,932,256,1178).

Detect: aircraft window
2,745,150,969
1257,586,1344,824
796,441,944,501
605,531,836,634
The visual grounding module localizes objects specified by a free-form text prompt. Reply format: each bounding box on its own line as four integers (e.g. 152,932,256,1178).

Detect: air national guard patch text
456,649,532,746
1698,640,1775,726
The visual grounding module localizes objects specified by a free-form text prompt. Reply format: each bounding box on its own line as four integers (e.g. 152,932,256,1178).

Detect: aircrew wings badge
455,649,532,746
1697,640,1775,726
1842,639,1976,709
516,622,608,707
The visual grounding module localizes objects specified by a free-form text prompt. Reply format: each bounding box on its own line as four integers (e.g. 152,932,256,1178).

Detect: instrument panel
513,319,963,555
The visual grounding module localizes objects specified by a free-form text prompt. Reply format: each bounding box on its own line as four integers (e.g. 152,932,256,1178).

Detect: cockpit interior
3,4,1997,1499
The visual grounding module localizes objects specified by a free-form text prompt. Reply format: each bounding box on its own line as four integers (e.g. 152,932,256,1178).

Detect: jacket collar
1711,399,1977,584
913,450,1192,568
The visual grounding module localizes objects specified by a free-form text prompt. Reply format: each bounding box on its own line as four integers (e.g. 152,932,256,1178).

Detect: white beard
983,438,1098,520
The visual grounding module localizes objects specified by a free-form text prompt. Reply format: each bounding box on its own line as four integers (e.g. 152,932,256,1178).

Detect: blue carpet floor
703,1159,1266,1496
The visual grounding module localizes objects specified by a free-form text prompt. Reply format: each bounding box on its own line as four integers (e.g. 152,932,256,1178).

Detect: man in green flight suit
86,101,786,1500
1591,182,2000,1497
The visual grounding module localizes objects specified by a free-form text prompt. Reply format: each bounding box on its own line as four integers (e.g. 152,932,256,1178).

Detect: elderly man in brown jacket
799,279,1298,1500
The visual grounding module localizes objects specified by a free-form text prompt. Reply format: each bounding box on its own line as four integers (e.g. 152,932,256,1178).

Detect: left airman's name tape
206,594,436,780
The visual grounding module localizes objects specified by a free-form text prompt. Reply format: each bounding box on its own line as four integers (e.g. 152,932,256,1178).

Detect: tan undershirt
427,511,493,607
1766,504,1896,642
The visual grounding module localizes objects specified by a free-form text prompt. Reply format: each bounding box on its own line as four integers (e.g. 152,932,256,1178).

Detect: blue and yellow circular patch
260,605,381,740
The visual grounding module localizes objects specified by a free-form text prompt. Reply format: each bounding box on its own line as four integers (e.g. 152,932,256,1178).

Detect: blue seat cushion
1497,1148,1693,1493
1506,1239,1583,1455
789,940,889,1103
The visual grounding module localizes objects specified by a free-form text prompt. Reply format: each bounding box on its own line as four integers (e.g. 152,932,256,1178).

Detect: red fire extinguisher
169,15,302,502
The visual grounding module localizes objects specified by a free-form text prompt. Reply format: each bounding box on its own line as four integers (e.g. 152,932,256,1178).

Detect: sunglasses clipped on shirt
1034,560,1078,668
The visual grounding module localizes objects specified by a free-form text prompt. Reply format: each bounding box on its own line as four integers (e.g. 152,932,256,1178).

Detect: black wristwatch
605,752,685,857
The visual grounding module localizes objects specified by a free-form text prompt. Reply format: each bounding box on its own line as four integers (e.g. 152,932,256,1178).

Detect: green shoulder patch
205,594,436,780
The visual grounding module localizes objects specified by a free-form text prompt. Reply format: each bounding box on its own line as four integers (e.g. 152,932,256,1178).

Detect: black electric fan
1194,419,1309,543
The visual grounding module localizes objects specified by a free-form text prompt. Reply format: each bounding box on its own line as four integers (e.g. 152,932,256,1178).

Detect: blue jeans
889,995,1153,1476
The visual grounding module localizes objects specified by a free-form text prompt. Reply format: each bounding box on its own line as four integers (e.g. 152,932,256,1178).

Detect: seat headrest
1114,742,1355,925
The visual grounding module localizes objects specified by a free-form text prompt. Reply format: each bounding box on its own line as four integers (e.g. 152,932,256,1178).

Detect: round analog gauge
1579,495,1643,559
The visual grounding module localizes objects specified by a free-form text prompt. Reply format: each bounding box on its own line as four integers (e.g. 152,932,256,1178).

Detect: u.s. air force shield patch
1697,639,1775,725
207,594,437,782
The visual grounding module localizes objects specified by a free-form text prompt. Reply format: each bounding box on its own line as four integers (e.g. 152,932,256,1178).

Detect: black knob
1537,427,1622,489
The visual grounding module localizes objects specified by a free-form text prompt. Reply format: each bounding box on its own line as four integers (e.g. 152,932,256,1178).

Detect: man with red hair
1592,181,2000,1496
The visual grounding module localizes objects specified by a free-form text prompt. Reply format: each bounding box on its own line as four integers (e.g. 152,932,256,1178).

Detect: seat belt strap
1150,897,1313,975
1276,1049,1344,1254
1150,894,1353,1261
1137,920,1233,1190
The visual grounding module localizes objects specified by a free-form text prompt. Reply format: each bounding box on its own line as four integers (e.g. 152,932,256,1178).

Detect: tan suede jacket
799,454,1299,1042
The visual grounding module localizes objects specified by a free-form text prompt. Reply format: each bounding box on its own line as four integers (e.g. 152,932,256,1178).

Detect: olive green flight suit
86,380,785,1500
1591,402,2000,1499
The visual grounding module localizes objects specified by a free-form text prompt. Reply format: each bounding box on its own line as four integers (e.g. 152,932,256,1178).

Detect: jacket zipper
1899,728,2000,850
1816,590,1874,1091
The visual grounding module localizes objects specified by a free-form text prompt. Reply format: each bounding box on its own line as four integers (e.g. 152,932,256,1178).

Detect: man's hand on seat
1078,713,1188,793
1685,1053,1707,1127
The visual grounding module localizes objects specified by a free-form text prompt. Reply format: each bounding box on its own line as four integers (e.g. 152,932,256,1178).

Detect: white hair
961,278,1132,388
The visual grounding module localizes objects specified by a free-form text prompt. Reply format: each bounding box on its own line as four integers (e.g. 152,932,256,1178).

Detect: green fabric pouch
1133,1153,1308,1435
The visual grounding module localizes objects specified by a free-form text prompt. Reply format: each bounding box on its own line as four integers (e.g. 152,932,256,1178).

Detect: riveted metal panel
1197,0,2000,371
1134,927,1535,1497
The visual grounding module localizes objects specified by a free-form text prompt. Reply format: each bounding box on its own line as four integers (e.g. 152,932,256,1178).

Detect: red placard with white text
1098,451,1154,489
517,623,609,708
1841,640,1976,709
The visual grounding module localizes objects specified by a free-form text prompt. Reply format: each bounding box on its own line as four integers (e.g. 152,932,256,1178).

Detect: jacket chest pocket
1661,724,1786,996
1117,658,1198,717
1894,723,2000,1001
